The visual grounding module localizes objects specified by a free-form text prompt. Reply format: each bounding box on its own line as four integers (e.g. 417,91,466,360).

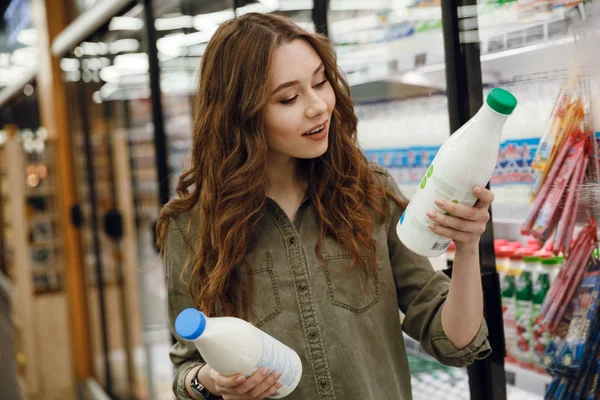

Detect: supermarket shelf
28,213,59,224
29,239,62,248
406,332,551,397
25,188,56,198
31,266,63,275
505,362,552,397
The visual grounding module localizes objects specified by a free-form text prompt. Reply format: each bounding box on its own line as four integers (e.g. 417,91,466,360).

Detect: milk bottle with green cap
397,88,518,257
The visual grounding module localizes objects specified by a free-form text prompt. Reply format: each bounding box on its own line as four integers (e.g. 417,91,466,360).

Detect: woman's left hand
426,186,494,251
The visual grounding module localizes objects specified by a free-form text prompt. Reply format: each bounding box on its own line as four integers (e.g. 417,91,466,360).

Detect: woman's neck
265,154,307,201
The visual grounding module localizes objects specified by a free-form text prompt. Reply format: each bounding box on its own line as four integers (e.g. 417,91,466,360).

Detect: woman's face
263,39,336,163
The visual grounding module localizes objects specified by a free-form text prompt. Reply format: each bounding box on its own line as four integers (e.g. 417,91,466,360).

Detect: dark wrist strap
191,367,221,399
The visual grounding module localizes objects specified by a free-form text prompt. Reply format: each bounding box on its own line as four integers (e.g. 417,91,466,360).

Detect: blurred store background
1,0,599,399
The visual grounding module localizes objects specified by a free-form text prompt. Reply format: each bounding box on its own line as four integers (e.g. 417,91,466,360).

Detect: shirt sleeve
375,165,492,367
164,215,206,399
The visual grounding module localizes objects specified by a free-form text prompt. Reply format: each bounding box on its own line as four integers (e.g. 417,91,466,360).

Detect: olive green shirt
164,164,491,400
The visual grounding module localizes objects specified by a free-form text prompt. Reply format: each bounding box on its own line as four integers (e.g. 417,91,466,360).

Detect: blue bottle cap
175,308,207,340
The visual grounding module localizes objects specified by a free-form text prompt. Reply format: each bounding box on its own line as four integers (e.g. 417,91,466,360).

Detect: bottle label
515,299,533,362
532,304,551,364
400,162,478,252
502,296,517,359
254,332,300,389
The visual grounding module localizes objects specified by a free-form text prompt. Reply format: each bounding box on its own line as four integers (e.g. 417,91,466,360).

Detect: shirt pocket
236,251,282,328
321,239,380,314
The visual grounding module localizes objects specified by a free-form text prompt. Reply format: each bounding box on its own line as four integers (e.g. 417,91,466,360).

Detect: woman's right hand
208,366,283,400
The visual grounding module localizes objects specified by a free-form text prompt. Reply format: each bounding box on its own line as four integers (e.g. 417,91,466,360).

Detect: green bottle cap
486,88,517,115
523,256,542,263
541,257,562,265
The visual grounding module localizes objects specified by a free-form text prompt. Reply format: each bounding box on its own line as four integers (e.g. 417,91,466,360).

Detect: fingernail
236,376,246,383
429,224,437,231
426,211,436,219
473,186,482,193
277,383,284,388
262,368,270,376
435,199,445,207
273,372,282,380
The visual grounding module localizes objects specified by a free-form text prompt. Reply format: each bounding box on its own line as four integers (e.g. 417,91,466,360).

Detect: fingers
429,222,477,243
427,211,485,235
236,368,277,395
210,368,247,389
434,198,490,223
256,383,283,400
429,189,492,243
251,373,283,400
472,186,495,209
214,367,282,399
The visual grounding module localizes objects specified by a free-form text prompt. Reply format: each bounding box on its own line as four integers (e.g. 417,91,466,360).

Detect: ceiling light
109,16,144,31
155,15,194,31
60,58,80,72
193,9,235,31
16,28,38,46
109,39,140,54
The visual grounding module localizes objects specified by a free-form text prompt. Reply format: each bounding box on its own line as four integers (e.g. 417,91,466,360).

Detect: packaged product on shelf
542,257,563,283
515,256,536,366
554,152,589,254
446,241,456,263
531,81,582,178
552,272,600,377
509,241,523,249
584,356,600,400
530,137,586,241
532,259,551,369
495,239,509,246
572,328,600,399
397,88,517,256
542,222,597,332
502,264,518,364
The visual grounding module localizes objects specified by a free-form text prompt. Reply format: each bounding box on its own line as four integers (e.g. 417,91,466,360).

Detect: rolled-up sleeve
164,215,206,399
374,164,492,367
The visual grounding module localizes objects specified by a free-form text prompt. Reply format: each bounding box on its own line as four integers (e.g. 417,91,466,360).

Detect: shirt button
298,281,307,291
319,379,328,388
308,329,317,339
288,237,296,246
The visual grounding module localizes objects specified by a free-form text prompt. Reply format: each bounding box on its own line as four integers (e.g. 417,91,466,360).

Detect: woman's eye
315,79,328,88
280,95,298,105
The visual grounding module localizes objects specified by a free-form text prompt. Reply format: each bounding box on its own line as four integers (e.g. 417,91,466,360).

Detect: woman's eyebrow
271,63,325,95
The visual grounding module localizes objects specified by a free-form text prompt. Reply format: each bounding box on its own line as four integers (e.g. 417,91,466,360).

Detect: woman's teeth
304,125,324,135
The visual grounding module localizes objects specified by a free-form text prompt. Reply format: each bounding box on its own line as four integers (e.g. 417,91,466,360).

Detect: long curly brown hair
156,12,406,318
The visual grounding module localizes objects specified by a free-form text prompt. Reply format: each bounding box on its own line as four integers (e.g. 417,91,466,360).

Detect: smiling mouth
302,123,326,136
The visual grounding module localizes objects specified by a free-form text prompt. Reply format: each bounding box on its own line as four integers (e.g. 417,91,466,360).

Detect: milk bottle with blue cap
175,308,302,398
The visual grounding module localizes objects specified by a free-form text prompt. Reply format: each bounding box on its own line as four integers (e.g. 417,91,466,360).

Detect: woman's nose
305,94,328,119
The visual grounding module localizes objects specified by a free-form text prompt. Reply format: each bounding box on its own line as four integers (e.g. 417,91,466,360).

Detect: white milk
397,88,517,257
175,308,302,398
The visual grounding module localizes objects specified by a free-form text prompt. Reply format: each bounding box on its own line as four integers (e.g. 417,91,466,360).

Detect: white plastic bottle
397,88,518,257
175,308,302,398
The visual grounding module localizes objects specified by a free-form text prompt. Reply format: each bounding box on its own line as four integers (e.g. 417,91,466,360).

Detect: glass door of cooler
327,1,476,399
460,1,599,400
401,1,600,399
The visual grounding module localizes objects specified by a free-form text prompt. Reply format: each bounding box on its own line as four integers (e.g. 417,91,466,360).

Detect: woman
157,12,492,400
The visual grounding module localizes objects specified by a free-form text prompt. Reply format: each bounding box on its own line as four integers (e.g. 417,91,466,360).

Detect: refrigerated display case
380,1,599,399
